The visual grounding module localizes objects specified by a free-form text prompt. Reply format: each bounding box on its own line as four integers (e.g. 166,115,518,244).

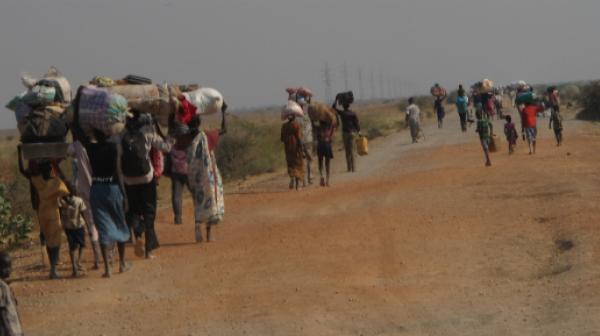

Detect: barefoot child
521,102,544,154
59,194,88,278
549,108,563,146
475,111,493,166
504,115,519,154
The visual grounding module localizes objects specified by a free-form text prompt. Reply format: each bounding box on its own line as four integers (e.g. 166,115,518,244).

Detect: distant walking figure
406,97,422,143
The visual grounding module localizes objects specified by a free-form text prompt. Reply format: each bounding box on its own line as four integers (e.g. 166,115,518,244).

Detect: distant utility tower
342,61,349,91
370,70,376,100
323,62,333,103
379,72,385,99
357,67,364,101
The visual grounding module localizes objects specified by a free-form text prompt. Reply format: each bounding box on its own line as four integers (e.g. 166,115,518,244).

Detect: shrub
577,81,600,120
0,183,33,249
560,84,581,103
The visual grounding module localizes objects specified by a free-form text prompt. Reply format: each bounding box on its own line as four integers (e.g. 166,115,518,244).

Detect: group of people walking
15,98,228,281
281,93,361,190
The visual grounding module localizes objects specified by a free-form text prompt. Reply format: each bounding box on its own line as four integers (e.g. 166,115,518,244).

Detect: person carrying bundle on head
332,91,360,173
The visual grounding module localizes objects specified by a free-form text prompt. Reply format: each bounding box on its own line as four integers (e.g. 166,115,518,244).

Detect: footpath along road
11,107,600,335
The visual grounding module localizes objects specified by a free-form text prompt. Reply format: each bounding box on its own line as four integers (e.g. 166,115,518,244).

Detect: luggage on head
20,107,69,144
430,84,447,97
356,135,369,156
336,91,355,106
123,74,153,85
307,101,336,125
515,91,536,105
77,86,129,137
281,100,304,120
20,142,70,161
182,87,224,116
107,83,175,126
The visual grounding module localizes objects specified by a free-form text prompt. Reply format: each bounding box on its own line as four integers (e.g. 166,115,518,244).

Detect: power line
323,62,333,103
342,61,349,92
357,67,364,101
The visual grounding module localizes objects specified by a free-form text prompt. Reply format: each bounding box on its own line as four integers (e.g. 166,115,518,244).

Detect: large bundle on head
281,100,304,120
308,101,336,125
182,88,224,115
77,86,129,137
430,84,447,97
107,84,177,126
6,67,72,135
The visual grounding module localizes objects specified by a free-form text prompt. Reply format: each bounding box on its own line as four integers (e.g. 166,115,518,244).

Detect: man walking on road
333,94,361,173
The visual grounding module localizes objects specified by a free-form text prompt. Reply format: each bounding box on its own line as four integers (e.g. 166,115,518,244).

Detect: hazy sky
2,0,600,129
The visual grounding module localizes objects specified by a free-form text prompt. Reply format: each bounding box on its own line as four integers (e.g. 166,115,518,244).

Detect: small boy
504,115,519,155
59,194,88,278
549,108,563,146
0,251,23,336
475,111,493,167
314,120,336,187
521,102,544,154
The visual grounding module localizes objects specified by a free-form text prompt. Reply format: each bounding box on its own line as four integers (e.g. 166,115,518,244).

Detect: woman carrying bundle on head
187,102,227,243
281,101,305,191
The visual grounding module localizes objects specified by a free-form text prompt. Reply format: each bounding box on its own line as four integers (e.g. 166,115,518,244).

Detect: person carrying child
504,115,519,155
475,110,494,167
59,194,88,278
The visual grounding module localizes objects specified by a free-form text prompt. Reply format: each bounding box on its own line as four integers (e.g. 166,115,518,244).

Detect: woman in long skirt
86,129,131,278
187,108,227,243
281,115,304,190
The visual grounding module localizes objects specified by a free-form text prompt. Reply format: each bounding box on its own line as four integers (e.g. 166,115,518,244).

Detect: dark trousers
342,132,356,172
125,179,159,253
458,113,467,131
171,173,191,221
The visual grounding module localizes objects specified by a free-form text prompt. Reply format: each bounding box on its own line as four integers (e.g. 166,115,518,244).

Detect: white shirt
406,104,421,121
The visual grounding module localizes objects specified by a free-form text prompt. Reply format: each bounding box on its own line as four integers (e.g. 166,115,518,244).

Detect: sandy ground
10,106,600,336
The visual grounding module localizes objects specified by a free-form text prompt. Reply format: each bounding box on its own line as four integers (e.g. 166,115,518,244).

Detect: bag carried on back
121,130,151,177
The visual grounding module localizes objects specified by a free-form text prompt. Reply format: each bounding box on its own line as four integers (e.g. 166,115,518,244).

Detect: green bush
0,183,33,249
560,84,581,103
216,117,284,181
577,81,600,120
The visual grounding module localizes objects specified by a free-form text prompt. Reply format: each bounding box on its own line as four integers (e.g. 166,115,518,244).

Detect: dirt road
12,108,600,335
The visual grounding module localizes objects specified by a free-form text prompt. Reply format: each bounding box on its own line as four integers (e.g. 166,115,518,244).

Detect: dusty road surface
11,108,600,335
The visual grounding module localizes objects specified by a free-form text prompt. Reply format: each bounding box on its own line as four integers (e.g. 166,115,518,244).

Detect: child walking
504,115,519,155
475,111,493,167
59,194,88,278
549,108,563,146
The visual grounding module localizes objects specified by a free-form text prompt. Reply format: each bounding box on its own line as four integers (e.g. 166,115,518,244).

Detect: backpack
121,130,151,177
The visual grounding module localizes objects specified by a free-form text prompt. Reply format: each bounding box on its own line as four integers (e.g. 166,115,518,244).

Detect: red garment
205,129,220,151
521,104,543,128
177,96,197,124
150,148,164,179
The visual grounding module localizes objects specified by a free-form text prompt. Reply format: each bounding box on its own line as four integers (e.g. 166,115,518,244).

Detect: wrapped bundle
108,84,177,125
78,87,129,137
182,88,224,116
308,101,336,125
281,100,304,120
430,85,447,97
481,78,494,93
515,91,536,105
20,105,68,144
